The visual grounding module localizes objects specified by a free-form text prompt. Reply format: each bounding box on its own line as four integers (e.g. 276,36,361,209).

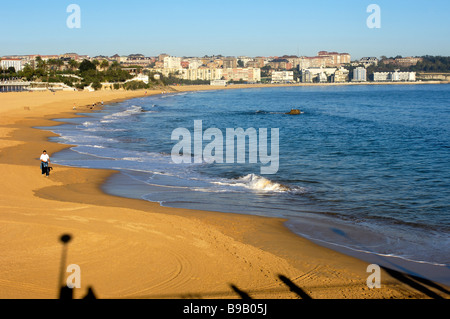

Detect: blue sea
43,84,450,285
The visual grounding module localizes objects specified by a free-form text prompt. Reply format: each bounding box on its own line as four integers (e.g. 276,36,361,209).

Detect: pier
0,80,31,93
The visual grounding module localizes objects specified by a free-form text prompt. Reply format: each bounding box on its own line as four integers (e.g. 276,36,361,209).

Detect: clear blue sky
1,0,449,59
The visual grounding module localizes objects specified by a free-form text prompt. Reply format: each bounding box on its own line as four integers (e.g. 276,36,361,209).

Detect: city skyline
1,0,450,59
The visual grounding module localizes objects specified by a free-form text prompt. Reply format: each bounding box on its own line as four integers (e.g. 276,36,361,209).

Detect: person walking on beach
40,150,51,177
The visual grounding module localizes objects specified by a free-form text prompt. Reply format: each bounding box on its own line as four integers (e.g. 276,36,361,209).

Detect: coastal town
1,51,449,92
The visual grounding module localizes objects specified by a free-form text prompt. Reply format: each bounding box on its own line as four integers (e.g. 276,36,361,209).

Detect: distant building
122,54,152,67
317,72,328,83
271,71,294,83
301,69,314,83
182,68,223,81
0,59,25,72
352,67,367,82
359,57,378,67
77,55,90,62
393,70,416,81
158,53,170,62
222,68,261,82
246,61,259,68
237,56,252,67
206,61,220,69
268,59,290,70
36,55,60,62
373,72,390,82
154,61,164,69
301,67,336,83
332,67,349,83
187,59,202,69
298,56,330,69
163,56,182,69
61,53,79,60
214,58,224,68
92,55,109,61
373,71,416,82
151,67,182,78
279,56,301,69
111,54,121,62
223,57,237,69
254,57,265,68
317,51,351,66
297,51,350,69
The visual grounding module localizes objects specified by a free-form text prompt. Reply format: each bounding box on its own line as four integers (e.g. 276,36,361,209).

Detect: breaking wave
214,174,305,194
101,105,145,122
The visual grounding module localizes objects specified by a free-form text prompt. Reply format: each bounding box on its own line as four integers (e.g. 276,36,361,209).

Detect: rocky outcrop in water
286,109,302,115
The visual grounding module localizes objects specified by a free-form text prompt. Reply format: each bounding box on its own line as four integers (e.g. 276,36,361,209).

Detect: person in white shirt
40,150,50,176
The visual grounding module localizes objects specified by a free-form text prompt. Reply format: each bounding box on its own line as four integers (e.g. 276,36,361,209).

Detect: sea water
43,84,450,285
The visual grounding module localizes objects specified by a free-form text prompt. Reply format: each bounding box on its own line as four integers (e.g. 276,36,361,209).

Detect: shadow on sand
56,232,448,299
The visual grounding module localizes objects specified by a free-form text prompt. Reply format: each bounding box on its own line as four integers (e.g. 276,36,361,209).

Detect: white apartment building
392,70,416,82
1,59,25,72
187,59,202,69
353,67,367,81
182,68,223,81
373,72,390,82
271,71,294,83
301,67,337,83
222,68,261,82
163,56,182,69
373,71,416,82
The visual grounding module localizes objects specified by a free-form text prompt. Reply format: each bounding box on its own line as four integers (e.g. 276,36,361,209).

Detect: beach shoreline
0,89,448,299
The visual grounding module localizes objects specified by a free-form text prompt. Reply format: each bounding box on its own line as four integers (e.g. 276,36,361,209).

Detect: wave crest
103,105,144,120
218,174,305,194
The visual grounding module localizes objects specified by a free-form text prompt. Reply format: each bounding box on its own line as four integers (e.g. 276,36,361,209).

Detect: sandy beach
0,88,448,299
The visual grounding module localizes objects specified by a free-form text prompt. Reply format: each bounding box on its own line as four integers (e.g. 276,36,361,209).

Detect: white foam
102,105,144,120
296,231,448,267
214,174,305,194
82,121,95,127
122,157,145,162
237,174,290,192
